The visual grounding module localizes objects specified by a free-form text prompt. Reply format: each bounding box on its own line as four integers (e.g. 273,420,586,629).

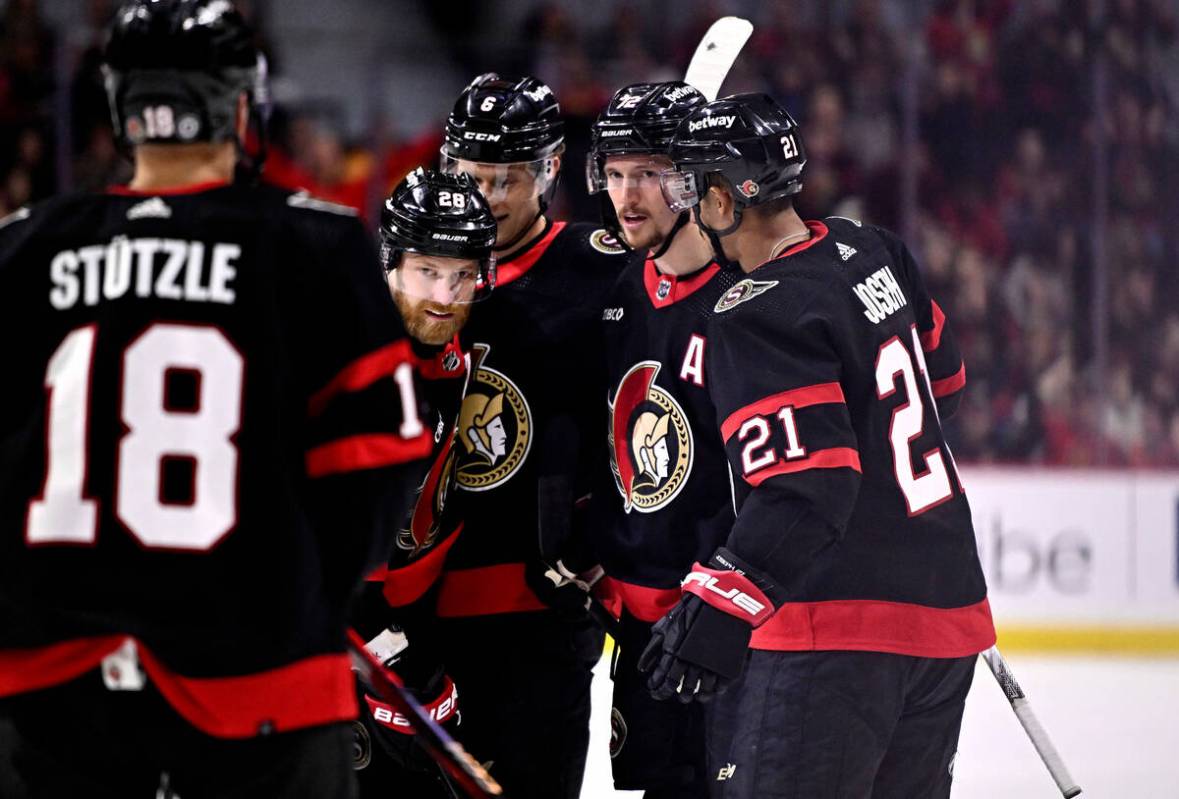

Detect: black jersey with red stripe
594,256,742,622
704,217,993,658
412,219,636,618
0,182,431,736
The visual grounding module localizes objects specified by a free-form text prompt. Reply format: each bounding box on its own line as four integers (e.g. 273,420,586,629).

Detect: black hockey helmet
586,81,707,192
442,72,564,164
587,81,708,255
103,0,270,162
662,93,806,236
379,167,497,303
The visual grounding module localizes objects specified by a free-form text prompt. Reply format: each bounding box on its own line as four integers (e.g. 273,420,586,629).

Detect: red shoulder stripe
306,432,432,477
931,362,966,398
721,382,846,442
919,300,947,352
743,446,861,486
308,339,415,419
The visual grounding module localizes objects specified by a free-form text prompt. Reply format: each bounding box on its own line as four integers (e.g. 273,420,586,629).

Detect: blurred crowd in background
3,0,1178,466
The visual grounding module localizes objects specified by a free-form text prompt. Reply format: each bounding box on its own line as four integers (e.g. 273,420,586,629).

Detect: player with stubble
584,80,744,797
349,167,498,797
640,92,995,798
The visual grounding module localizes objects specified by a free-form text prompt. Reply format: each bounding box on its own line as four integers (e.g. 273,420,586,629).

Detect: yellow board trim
996,625,1179,655
600,628,1179,657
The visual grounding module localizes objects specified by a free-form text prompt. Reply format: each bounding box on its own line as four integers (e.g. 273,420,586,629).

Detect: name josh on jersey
852,264,907,324
48,236,239,310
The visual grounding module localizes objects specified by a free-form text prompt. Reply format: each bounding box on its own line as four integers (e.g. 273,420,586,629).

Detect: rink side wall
962,466,1179,654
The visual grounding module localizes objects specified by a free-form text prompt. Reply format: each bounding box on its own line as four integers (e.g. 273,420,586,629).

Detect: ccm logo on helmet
463,131,502,142
687,114,736,134
682,570,766,619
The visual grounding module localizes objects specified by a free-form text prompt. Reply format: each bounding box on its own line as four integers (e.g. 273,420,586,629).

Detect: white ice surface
581,654,1179,797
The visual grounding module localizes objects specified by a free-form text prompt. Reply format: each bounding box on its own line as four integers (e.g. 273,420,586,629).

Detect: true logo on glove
681,568,772,626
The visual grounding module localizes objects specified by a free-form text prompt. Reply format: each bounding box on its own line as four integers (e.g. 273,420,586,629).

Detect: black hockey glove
524,558,604,621
352,627,461,774
637,549,782,704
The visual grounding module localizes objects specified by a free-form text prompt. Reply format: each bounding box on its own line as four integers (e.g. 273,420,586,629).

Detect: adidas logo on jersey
126,197,172,220
836,242,857,261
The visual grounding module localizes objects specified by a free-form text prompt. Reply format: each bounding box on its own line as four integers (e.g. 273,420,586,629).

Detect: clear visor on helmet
439,153,557,204
586,153,671,196
659,169,702,214
382,248,496,305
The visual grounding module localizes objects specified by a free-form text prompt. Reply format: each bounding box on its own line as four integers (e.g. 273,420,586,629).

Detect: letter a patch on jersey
680,334,706,387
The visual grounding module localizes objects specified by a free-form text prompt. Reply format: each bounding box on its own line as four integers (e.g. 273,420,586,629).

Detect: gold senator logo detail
609,361,693,513
456,344,532,491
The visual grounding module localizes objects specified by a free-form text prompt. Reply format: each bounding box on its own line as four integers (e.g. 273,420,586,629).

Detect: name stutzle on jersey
852,264,907,324
49,236,239,309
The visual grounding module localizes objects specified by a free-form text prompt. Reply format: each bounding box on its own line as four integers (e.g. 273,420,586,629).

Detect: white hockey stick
684,16,754,101
981,646,1082,797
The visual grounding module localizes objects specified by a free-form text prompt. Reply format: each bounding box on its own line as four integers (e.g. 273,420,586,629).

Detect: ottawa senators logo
609,361,693,513
397,439,458,555
456,344,531,491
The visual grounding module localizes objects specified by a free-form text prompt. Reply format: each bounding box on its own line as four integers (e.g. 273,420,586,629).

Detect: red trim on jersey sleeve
595,576,680,624
382,524,462,607
308,339,416,418
721,382,847,442
433,563,548,617
305,432,433,477
919,300,947,352
931,363,966,398
749,596,996,658
108,180,232,196
493,221,567,287
643,260,721,308
743,447,862,486
0,635,128,697
138,648,356,738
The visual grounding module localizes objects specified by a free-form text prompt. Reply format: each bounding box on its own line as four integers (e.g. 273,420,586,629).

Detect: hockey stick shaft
981,646,1081,797
346,629,503,798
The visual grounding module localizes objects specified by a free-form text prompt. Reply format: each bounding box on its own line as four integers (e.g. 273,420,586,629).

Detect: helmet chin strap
692,204,742,263
648,211,691,260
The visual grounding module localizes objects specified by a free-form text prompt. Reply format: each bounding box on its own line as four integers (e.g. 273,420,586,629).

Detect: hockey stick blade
684,16,754,101
981,646,1082,797
347,629,504,798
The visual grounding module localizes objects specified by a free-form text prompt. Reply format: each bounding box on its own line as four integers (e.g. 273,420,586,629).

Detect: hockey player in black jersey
641,93,994,798
348,167,495,796
0,3,431,798
380,72,636,798
586,80,739,798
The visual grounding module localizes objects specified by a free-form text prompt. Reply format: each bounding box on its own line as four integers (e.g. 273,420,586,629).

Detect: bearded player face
604,154,681,252
389,252,476,345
